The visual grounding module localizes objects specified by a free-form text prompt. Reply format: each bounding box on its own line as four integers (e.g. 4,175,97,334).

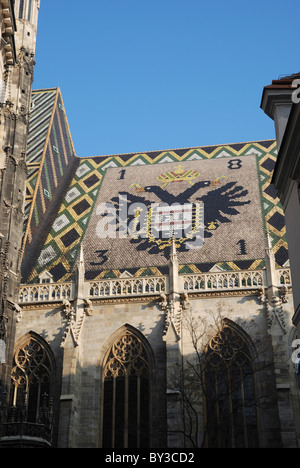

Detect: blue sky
33,0,300,158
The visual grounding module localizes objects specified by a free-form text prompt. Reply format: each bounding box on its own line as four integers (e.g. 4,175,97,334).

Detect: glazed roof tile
22,90,287,284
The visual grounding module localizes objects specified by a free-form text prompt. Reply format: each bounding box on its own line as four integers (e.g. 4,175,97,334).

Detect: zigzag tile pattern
22,129,287,283
24,89,57,227
22,88,78,280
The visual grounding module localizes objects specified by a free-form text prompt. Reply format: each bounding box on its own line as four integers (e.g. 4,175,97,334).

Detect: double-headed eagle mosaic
110,163,251,257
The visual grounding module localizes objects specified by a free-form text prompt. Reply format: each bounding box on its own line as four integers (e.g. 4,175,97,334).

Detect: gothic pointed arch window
100,327,152,448
204,321,259,448
19,0,25,19
27,0,32,21
9,334,54,423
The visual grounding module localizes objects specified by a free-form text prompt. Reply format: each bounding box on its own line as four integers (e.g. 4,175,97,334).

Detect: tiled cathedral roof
21,89,287,284
22,88,79,278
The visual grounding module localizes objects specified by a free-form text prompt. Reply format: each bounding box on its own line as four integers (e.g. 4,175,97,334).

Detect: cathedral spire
265,230,278,296
170,236,178,265
76,243,85,297
169,236,179,295
0,0,40,393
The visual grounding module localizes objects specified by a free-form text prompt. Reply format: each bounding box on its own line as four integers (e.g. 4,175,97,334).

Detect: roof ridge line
79,139,276,160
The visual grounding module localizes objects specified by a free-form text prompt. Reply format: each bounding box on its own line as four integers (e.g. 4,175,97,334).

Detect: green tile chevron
23,137,288,284
22,88,78,281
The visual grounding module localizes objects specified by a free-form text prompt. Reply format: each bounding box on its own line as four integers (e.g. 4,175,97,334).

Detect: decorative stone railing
88,276,167,298
0,394,53,448
277,268,292,286
182,270,264,292
182,268,292,293
18,269,292,304
19,282,74,304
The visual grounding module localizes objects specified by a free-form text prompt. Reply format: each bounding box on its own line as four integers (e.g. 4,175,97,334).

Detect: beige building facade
13,231,300,448
261,74,300,336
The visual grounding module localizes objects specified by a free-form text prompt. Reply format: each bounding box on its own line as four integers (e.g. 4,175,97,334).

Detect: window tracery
101,331,151,448
204,323,259,448
104,334,149,379
27,0,32,21
19,0,24,19
10,336,52,423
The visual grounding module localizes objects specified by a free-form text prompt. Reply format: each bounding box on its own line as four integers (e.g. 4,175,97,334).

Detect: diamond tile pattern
21,91,288,283
22,88,79,280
